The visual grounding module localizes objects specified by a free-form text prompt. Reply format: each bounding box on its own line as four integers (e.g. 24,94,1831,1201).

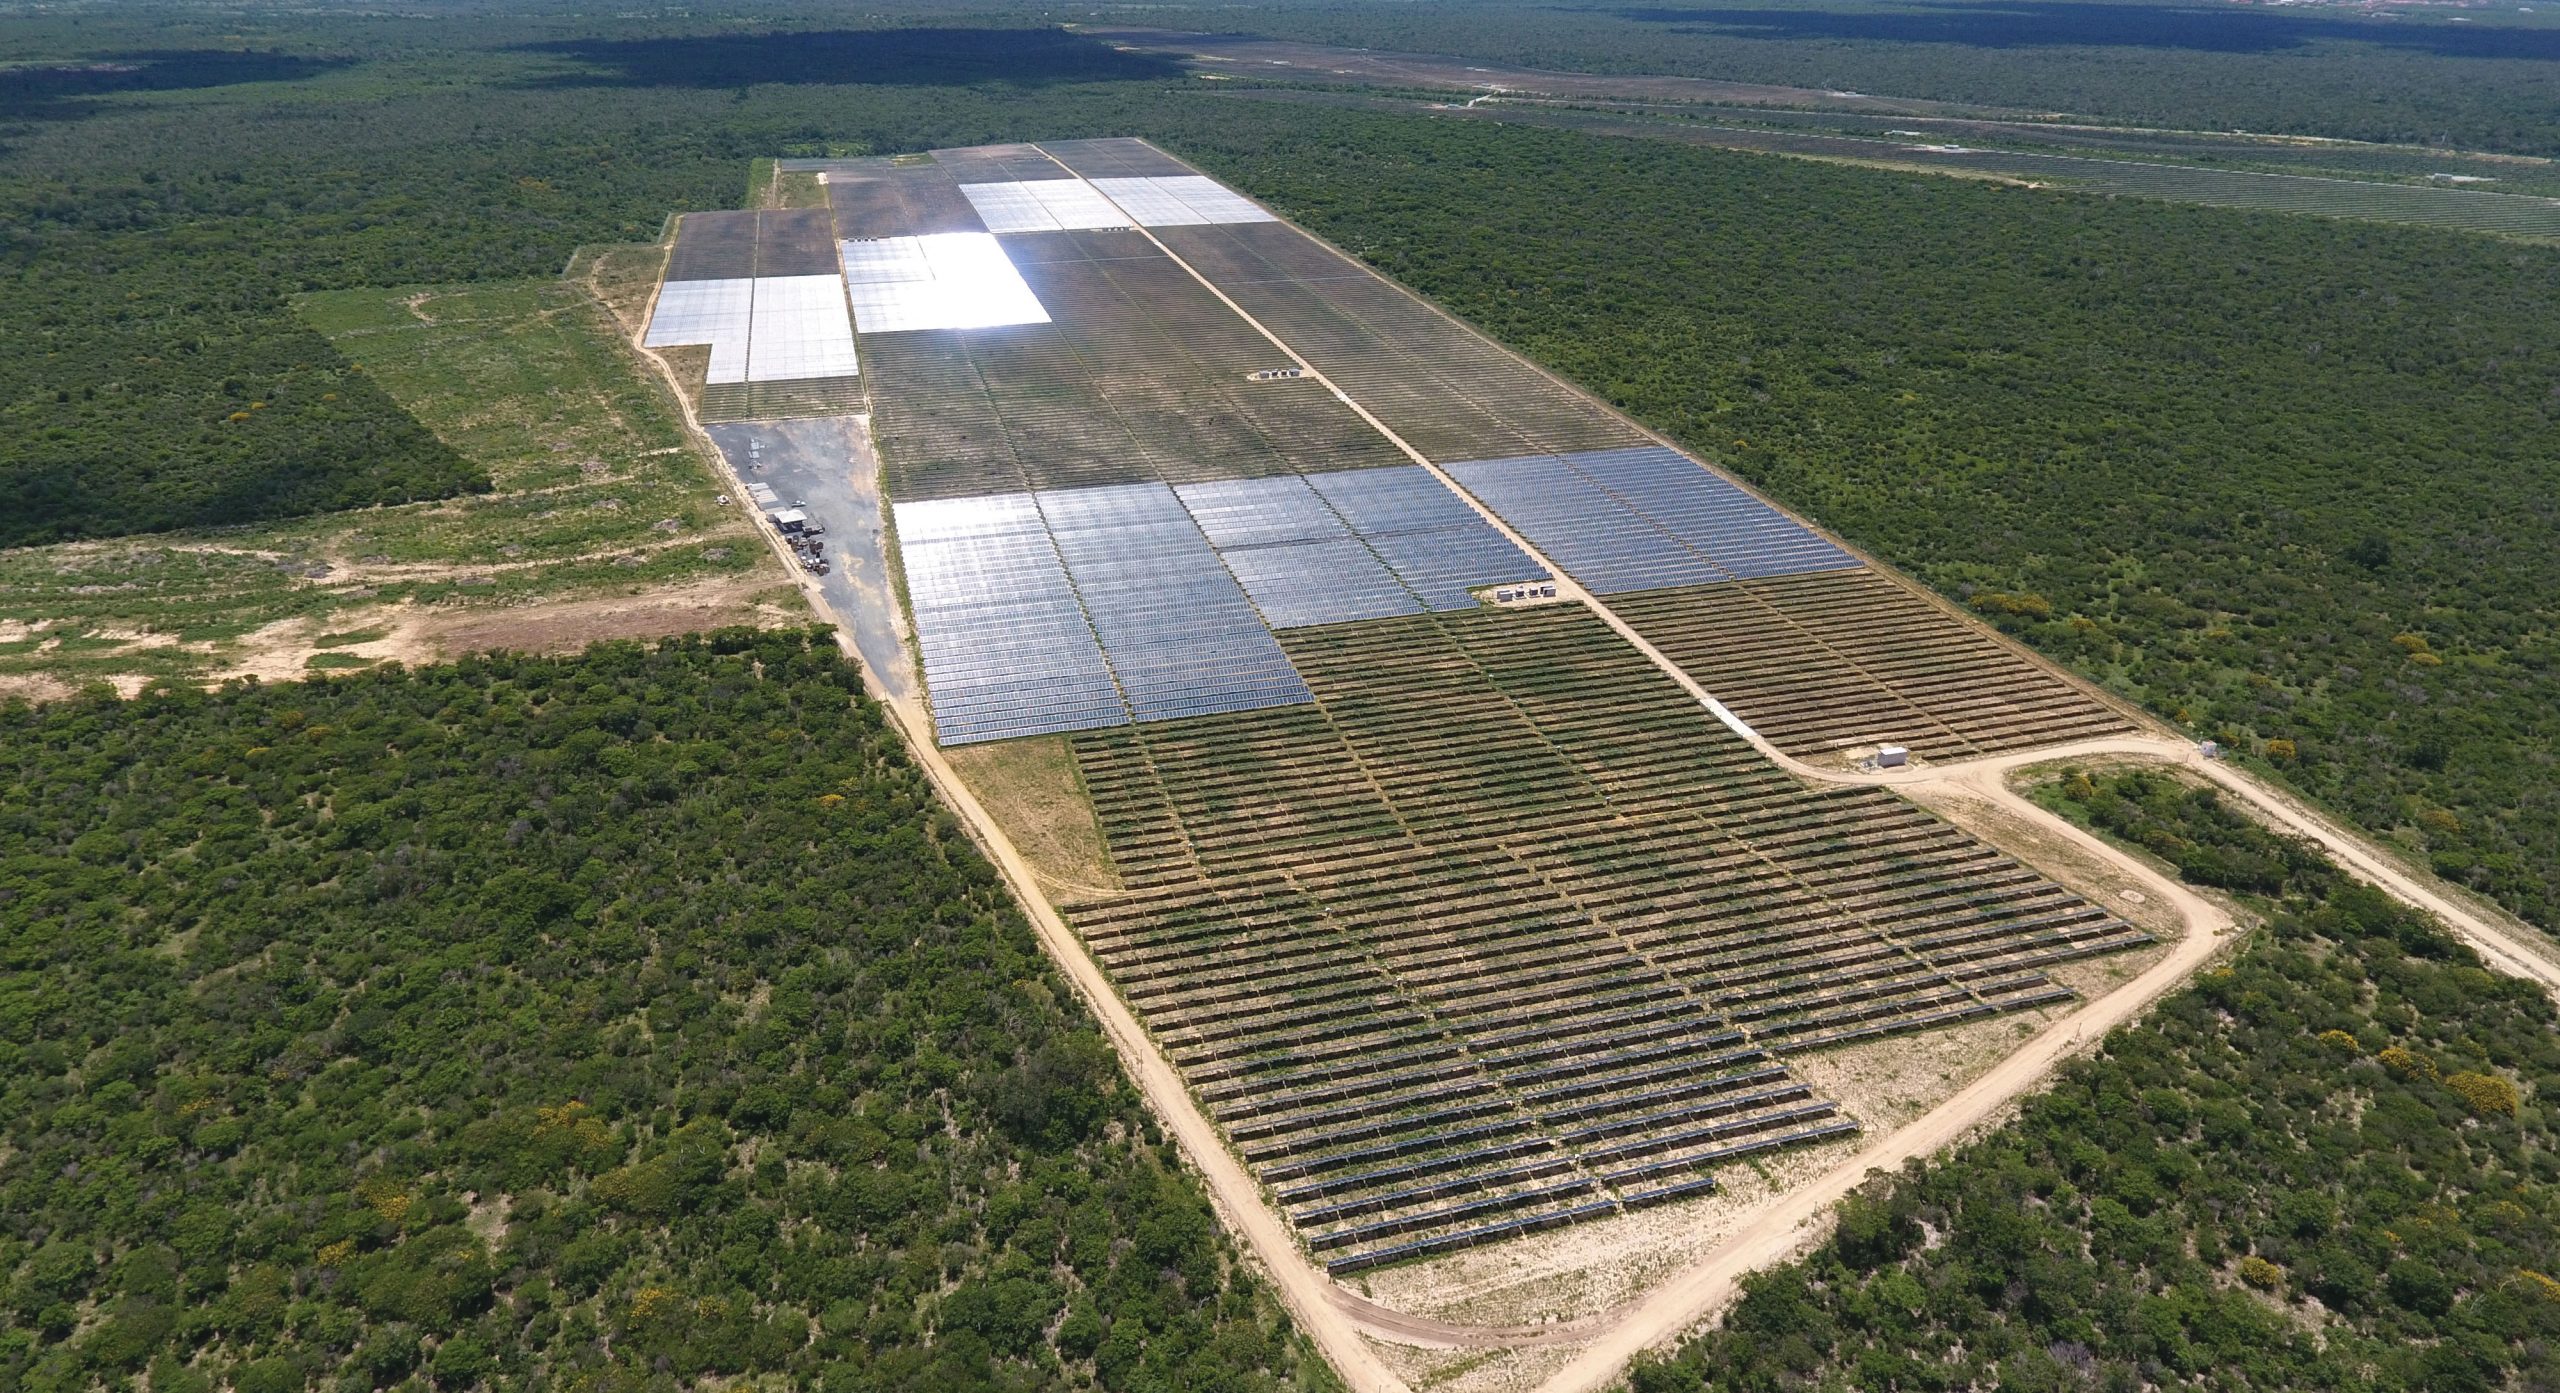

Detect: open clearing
0,270,792,692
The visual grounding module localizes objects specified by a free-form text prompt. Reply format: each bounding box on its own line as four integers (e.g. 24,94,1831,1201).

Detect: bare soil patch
949,736,1122,898
420,574,796,657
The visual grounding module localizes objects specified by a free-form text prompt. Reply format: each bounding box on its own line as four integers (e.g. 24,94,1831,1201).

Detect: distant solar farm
642,138,2155,1278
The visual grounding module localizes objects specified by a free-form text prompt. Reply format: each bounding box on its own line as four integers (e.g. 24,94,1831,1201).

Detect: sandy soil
0,672,76,703
420,575,795,656
196,575,799,683
945,736,1122,898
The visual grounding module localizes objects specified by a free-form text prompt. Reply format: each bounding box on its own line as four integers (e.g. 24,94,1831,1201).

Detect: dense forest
1635,768,2560,1392
0,17,1184,547
0,632,1330,1392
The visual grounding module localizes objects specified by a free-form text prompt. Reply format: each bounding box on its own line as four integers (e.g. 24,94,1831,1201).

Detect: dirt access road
626,157,2558,1391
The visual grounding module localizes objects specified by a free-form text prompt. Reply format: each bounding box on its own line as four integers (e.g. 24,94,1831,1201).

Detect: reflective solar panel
745,274,859,382
1305,467,1546,610
1222,538,1422,628
1174,475,1346,549
1367,525,1548,611
960,179,1131,234
1445,454,1724,594
1090,176,1278,228
1150,176,1277,225
1043,482,1312,721
840,234,1051,333
1567,447,1858,580
644,278,754,384
1445,448,1857,595
894,492,1122,746
959,180,1062,234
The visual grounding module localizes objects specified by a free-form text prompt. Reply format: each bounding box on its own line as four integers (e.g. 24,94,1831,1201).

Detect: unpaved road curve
623,158,2557,1392
1521,735,2560,1391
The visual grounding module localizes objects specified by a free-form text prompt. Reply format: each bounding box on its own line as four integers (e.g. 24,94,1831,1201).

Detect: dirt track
621,153,2560,1392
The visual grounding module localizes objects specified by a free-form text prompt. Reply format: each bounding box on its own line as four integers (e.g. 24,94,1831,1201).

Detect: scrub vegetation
1139,0,2560,156
0,277,771,690
5,10,2559,1390
1635,767,2560,1393
0,630,1329,1393
7,11,2555,930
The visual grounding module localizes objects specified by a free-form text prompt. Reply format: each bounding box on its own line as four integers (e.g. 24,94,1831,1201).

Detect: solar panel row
742,275,861,383
644,276,859,386
665,208,846,282
959,178,1131,235
895,495,1126,746
1090,175,1278,227
1445,446,1857,595
642,278,753,383
1176,467,1546,626
896,465,1545,740
1044,484,1312,723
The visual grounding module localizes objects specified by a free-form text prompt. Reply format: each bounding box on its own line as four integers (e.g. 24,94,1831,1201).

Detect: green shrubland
1635,768,2559,1392
0,631,1328,1392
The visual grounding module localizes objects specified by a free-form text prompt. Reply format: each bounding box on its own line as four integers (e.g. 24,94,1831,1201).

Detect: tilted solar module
1043,483,1312,720
744,275,859,383
1567,447,1857,581
895,494,1125,745
643,278,755,384
1444,454,1724,594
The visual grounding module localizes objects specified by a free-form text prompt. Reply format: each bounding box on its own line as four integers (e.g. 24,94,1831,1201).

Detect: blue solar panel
1173,467,1535,627
1305,466,1485,534
895,492,1126,747
1443,455,1720,594
1444,448,1855,595
1222,538,1424,628
1175,476,1347,549
1045,482,1313,722
897,459,1603,742
1365,525,1546,611
1568,447,1857,581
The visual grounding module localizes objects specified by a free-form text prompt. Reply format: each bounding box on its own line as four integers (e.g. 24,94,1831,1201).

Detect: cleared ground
0,267,791,695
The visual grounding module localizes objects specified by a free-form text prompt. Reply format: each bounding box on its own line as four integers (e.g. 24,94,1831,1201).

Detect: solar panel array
642,278,754,382
1089,175,1278,227
839,232,1052,333
1045,485,1311,723
1118,219,1646,462
1068,605,2151,1271
897,465,1541,740
663,211,761,282
960,178,1132,235
1613,571,2139,761
896,495,1125,745
715,139,2167,1274
1446,446,1857,594
649,211,861,394
735,136,2128,764
1178,467,1545,627
742,275,862,382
